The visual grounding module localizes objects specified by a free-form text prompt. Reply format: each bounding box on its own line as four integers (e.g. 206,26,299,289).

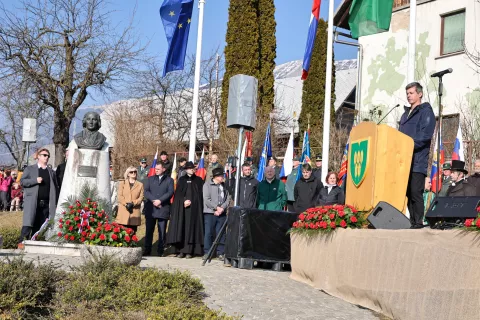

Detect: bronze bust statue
74,111,106,150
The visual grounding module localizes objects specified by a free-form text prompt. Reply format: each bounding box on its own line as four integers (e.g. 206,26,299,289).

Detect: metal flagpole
321,0,334,183
407,0,416,83
188,0,206,161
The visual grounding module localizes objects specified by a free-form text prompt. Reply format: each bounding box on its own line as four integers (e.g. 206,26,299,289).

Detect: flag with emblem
160,0,194,76
257,122,272,182
301,0,321,80
348,0,394,39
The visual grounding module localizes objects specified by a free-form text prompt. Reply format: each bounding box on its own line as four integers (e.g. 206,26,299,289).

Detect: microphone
377,104,400,124
431,68,453,78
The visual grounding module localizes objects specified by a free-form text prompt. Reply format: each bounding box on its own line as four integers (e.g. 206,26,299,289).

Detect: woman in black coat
317,172,345,206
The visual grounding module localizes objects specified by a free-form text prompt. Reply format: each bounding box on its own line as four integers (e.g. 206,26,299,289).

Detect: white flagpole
188,0,206,161
407,0,416,83
321,0,334,183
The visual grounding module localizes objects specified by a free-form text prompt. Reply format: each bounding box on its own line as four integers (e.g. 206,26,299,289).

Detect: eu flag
160,0,194,77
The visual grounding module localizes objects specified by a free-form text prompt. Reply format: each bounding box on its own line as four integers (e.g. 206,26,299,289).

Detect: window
441,10,466,55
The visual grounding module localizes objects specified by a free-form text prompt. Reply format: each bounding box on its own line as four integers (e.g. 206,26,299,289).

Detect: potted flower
463,206,480,231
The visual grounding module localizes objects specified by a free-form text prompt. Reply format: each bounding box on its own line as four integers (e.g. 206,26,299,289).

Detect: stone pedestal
48,141,111,239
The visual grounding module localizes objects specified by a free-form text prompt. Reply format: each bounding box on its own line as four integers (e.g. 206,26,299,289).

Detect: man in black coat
467,159,480,196
447,160,476,197
238,163,258,208
160,151,173,177
166,161,204,258
293,164,323,213
143,162,174,256
55,149,68,191
399,82,435,228
312,155,322,181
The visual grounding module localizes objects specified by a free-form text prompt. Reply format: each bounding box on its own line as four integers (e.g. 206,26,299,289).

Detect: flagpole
188,0,206,161
407,0,416,83
321,0,334,183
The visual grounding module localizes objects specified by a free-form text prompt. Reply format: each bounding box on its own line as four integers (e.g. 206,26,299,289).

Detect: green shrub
0,227,20,249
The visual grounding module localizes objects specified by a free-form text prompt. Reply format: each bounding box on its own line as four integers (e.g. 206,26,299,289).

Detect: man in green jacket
257,166,287,211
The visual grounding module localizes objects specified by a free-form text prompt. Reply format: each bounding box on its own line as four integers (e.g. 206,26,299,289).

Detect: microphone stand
377,104,400,125
435,76,444,196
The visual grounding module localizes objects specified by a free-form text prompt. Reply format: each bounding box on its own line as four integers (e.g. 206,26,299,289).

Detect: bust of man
74,111,106,150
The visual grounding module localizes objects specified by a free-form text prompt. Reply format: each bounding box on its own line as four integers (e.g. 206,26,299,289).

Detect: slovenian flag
301,0,321,80
148,148,158,177
451,125,464,161
196,149,206,180
430,134,445,193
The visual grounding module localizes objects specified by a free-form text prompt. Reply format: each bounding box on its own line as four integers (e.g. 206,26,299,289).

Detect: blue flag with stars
160,0,194,77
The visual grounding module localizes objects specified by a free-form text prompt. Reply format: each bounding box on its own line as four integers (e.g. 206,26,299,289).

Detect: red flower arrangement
57,198,138,247
290,204,366,234
463,206,480,231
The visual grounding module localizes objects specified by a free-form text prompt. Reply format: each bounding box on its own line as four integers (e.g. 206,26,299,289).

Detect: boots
10,205,14,212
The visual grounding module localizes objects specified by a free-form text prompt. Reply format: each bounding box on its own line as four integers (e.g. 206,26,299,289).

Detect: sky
80,0,357,108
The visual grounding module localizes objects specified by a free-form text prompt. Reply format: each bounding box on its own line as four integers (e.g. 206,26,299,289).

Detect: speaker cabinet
367,201,412,229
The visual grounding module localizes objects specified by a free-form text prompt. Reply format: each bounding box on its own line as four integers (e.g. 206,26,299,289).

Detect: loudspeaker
367,201,412,229
425,196,480,225
227,74,258,131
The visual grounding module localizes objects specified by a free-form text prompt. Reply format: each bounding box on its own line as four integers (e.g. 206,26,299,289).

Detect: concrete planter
24,240,82,256
80,245,142,266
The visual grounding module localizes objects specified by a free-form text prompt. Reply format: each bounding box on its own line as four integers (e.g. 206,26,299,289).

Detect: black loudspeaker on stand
368,201,412,229
426,196,480,229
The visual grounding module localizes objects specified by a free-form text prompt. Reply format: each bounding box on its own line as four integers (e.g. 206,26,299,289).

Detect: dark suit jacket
446,180,477,197
56,161,66,189
144,175,174,219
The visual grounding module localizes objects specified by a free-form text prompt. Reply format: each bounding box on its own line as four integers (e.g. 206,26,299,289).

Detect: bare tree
0,0,144,165
0,80,51,169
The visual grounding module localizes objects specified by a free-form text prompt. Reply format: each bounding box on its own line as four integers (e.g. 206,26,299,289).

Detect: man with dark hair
160,151,173,176
399,82,436,228
293,163,323,213
238,163,258,208
447,160,476,197
143,162,174,256
245,156,257,178
19,147,59,247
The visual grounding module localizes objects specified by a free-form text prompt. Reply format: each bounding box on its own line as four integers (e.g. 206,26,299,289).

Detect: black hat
160,150,168,156
178,157,187,163
315,155,322,161
139,157,147,163
451,160,468,174
212,167,225,177
184,161,195,169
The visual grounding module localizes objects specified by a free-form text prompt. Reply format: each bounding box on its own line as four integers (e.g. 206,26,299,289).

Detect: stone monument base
24,240,82,256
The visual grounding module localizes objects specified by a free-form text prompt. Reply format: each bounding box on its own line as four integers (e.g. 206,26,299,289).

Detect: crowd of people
0,168,22,212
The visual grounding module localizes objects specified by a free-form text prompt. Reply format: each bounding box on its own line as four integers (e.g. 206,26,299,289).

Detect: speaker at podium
346,121,414,213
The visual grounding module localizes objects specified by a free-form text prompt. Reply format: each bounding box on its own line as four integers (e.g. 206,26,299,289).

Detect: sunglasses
129,171,137,174
39,154,50,158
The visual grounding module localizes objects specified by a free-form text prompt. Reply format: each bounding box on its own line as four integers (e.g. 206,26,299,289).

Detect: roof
333,0,353,30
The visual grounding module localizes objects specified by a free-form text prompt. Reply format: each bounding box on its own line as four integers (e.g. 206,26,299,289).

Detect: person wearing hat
446,160,476,197
137,157,149,184
438,162,452,197
467,159,480,196
202,167,230,260
312,155,322,181
160,151,173,177
55,149,69,190
176,157,187,178
285,155,301,211
268,156,281,179
257,166,287,211
166,161,205,258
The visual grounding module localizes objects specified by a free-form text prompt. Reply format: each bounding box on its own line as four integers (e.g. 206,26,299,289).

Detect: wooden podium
346,122,414,213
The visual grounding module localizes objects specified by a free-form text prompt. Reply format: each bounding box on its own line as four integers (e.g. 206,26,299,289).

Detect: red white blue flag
301,0,321,80
148,148,158,177
430,134,445,193
451,125,464,161
196,149,206,180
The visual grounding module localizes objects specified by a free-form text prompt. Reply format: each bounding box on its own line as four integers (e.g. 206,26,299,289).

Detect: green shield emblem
349,138,370,187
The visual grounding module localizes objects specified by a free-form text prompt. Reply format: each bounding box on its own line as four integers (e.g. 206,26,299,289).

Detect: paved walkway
0,250,383,320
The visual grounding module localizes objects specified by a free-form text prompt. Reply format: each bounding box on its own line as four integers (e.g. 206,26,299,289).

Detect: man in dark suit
19,147,59,247
447,160,476,197
143,162,174,256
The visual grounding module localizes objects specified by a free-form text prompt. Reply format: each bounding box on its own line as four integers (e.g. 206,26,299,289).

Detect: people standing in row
116,166,144,234
19,148,59,247
399,82,436,229
317,172,345,206
257,166,287,211
446,160,476,197
285,156,300,212
203,167,230,260
137,157,149,185
206,154,221,182
293,164,323,213
312,155,322,181
143,162,174,256
167,161,204,258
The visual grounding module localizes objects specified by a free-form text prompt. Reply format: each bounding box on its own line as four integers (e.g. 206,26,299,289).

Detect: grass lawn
0,211,160,253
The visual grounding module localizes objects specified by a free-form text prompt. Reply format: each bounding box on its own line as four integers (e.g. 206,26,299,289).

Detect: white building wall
358,0,480,127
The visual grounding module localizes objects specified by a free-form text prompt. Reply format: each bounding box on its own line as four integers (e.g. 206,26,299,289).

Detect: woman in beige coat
116,166,144,234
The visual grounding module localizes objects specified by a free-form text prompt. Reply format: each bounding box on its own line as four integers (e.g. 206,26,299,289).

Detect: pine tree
299,19,336,142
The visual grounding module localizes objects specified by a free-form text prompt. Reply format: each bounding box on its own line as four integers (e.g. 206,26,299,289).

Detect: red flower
112,234,118,240
80,237,85,242
329,213,335,220
113,227,120,233
82,221,88,227
59,224,63,229
98,213,103,218
476,206,480,213
68,226,74,231
76,209,81,213
81,231,87,237
320,221,328,229
340,220,347,228
59,218,63,223
105,224,112,231
305,223,309,229
69,235,75,241
309,223,314,229
74,216,80,221
299,213,305,221
126,228,133,235
132,235,138,242
350,216,358,223
96,227,102,232
57,232,62,237
465,219,474,227
330,222,336,229
89,217,94,222
69,205,74,209
98,222,102,227
99,234,106,241
125,235,131,242
476,219,480,228
90,233,96,239
65,220,71,225
76,224,81,228
64,235,69,240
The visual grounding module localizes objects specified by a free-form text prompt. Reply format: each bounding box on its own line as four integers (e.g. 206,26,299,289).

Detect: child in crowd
10,182,23,211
